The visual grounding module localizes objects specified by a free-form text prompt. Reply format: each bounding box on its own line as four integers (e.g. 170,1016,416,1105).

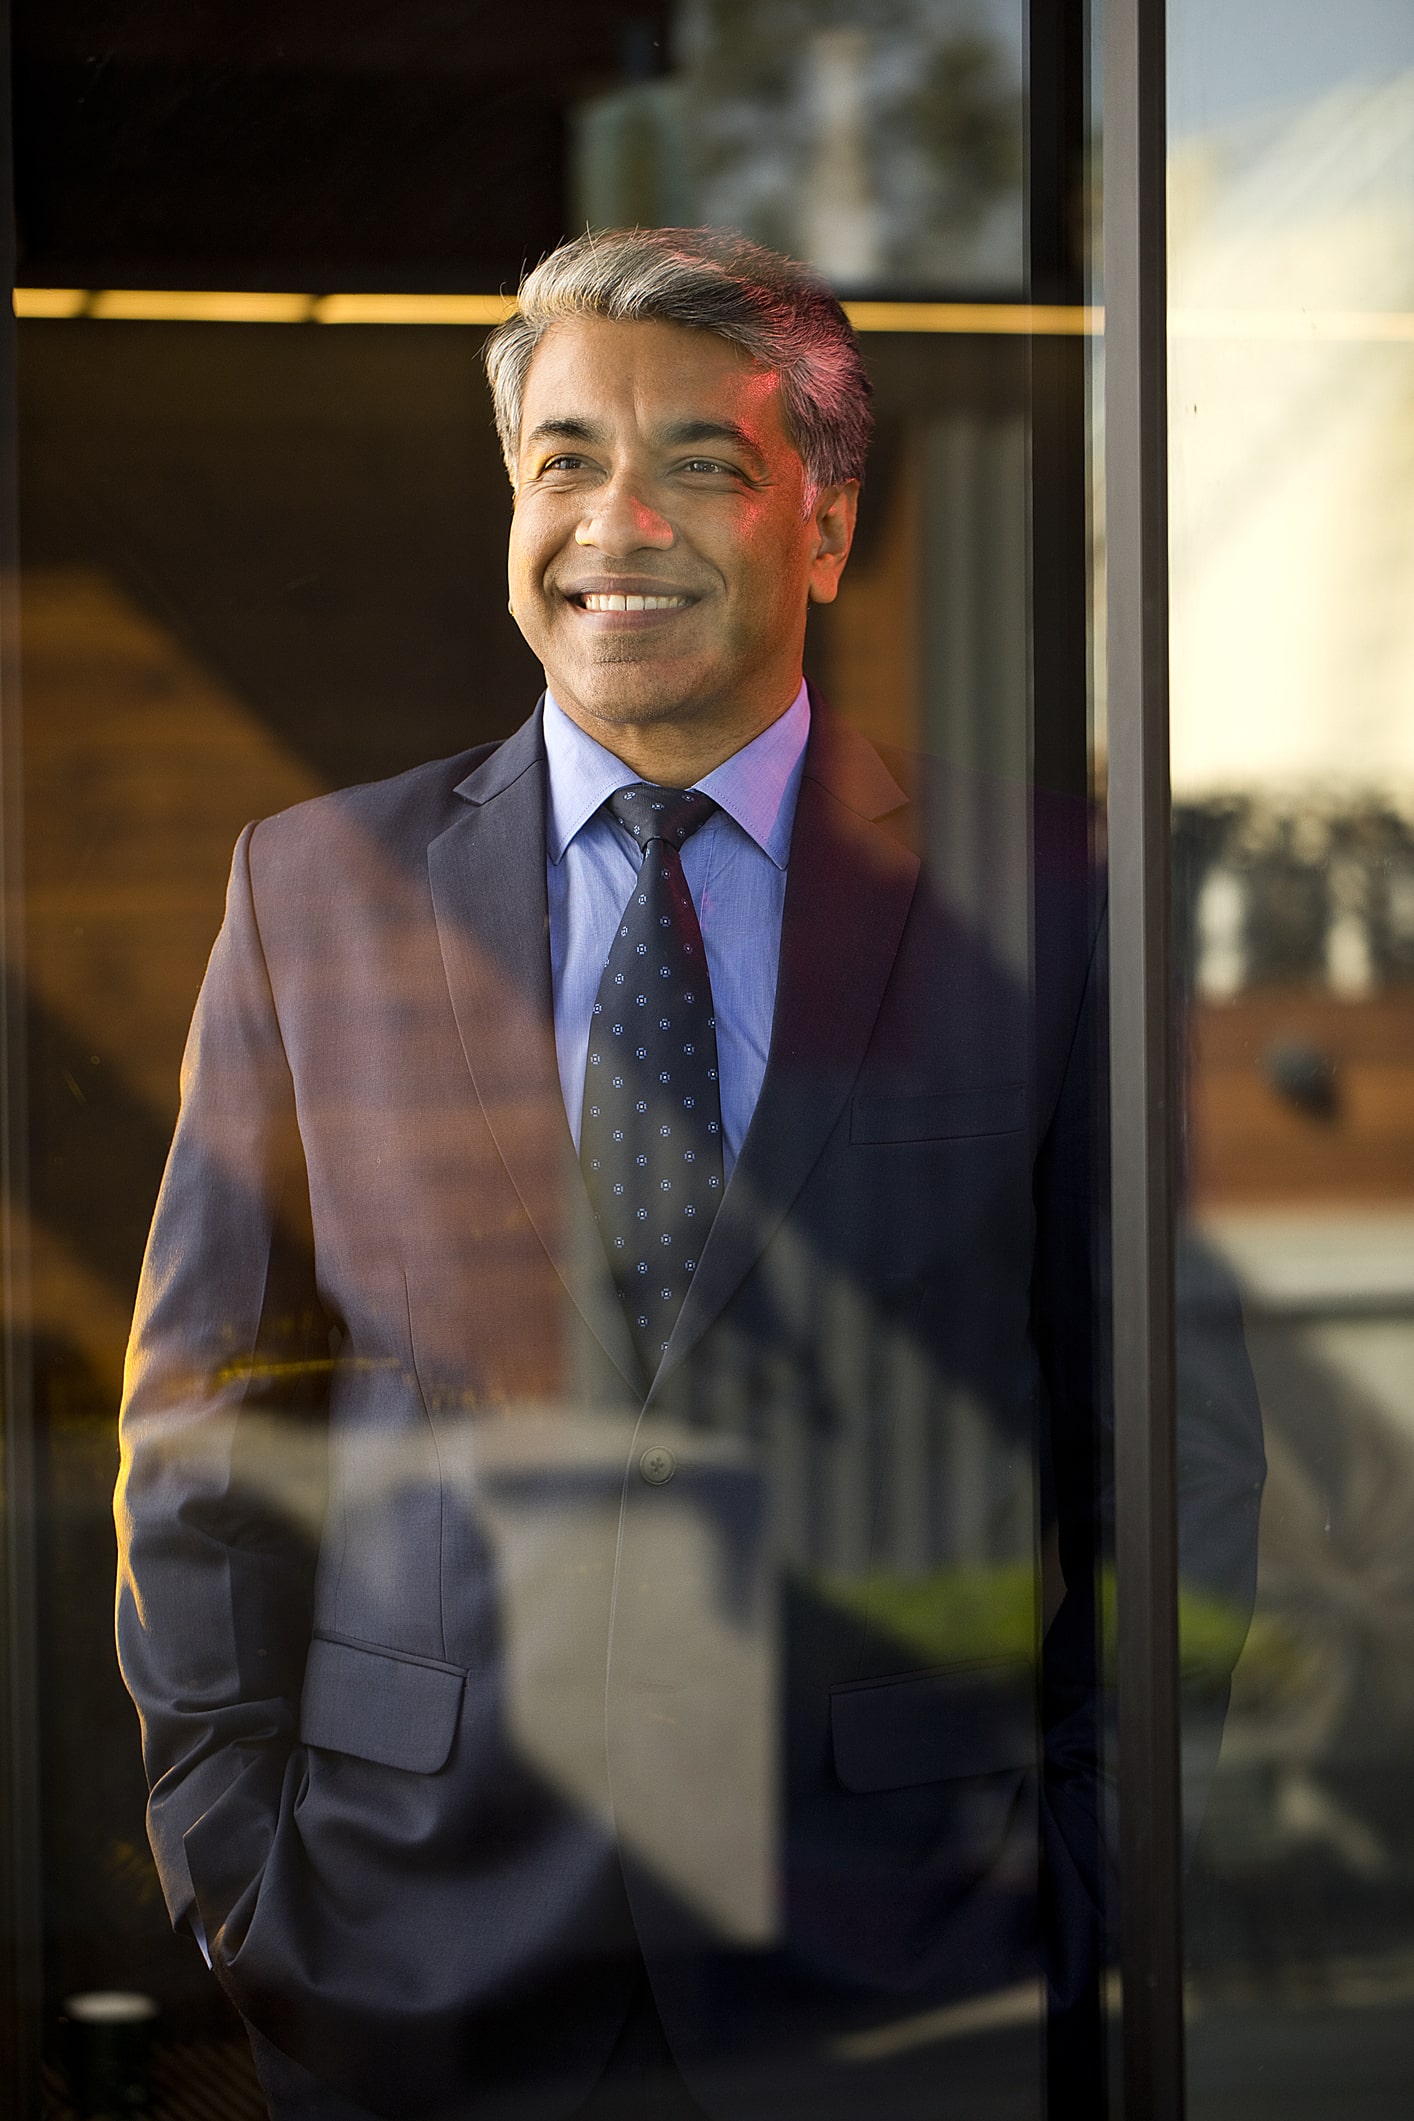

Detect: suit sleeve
115,820,331,1957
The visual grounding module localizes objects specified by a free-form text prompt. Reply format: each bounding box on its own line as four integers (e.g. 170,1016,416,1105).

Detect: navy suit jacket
117,699,1123,2119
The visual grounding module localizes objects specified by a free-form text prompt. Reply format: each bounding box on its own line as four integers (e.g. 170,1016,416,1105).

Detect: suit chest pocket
850,1084,1025,1145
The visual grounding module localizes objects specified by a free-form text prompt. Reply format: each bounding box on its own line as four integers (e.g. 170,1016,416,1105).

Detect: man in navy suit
115,227,1212,2119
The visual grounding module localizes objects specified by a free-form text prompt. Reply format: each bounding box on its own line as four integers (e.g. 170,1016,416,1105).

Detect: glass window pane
1170,4,1414,2112
6,6,1114,2116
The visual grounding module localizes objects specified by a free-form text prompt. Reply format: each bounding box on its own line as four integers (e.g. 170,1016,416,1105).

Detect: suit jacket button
639,1446,676,1486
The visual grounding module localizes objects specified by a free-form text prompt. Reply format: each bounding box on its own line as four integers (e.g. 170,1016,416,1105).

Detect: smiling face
506,314,857,783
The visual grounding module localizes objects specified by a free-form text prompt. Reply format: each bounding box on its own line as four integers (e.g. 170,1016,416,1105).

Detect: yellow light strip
843,299,1101,335
313,292,518,326
14,288,1414,345
88,289,317,323
15,286,1096,335
13,286,90,318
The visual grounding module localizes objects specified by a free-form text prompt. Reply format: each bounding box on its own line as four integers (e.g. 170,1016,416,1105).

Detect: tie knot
608,782,716,851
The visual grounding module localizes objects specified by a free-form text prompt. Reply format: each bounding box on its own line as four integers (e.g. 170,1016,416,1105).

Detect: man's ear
806,481,860,606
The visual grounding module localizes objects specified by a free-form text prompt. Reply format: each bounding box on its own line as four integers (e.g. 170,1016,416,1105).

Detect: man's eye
681,458,729,475
542,455,587,473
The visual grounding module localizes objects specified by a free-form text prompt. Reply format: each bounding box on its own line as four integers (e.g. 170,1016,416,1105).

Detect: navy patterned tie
580,783,724,1379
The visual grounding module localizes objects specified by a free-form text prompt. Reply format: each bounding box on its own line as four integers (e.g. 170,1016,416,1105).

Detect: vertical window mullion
0,4,43,2106
1103,1,1185,2116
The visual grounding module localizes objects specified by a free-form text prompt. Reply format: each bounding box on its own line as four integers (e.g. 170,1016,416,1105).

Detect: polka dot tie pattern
580,783,725,1381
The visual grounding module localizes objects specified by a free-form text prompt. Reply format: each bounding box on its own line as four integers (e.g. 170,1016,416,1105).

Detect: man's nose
575,474,674,554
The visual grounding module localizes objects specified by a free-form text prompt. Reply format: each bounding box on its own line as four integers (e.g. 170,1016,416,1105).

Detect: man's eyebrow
659,419,767,467
524,417,603,451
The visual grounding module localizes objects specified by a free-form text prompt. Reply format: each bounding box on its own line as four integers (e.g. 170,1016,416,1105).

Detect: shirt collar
542,683,810,871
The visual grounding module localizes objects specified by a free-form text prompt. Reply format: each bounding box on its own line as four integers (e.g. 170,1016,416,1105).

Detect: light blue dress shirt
543,684,810,1177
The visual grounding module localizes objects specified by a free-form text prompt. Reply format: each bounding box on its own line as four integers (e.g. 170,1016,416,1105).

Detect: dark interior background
13,0,672,292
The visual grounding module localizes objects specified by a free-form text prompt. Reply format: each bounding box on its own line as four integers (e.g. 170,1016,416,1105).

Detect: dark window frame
1104,1,1186,2115
1,2,45,2105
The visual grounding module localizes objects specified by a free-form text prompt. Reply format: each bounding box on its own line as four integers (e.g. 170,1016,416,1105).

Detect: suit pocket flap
830,1659,1035,1793
300,1635,465,1773
850,1085,1025,1144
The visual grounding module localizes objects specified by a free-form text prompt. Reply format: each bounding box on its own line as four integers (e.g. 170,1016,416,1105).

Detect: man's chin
550,667,707,733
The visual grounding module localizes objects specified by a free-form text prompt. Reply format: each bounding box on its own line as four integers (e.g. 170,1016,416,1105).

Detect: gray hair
484,226,873,494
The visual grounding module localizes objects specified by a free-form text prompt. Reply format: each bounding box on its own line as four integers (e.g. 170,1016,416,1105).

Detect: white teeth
581,592,688,612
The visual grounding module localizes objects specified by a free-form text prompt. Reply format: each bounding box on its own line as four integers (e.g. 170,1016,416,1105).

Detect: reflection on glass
572,0,1025,294
1169,6,1414,2111
100,223,1103,2121
7,6,1131,2118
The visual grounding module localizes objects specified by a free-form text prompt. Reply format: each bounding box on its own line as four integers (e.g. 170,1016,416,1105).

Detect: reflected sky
1170,0,1414,135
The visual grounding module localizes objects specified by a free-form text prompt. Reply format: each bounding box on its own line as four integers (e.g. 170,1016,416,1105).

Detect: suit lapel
656,708,920,1387
428,706,641,1392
